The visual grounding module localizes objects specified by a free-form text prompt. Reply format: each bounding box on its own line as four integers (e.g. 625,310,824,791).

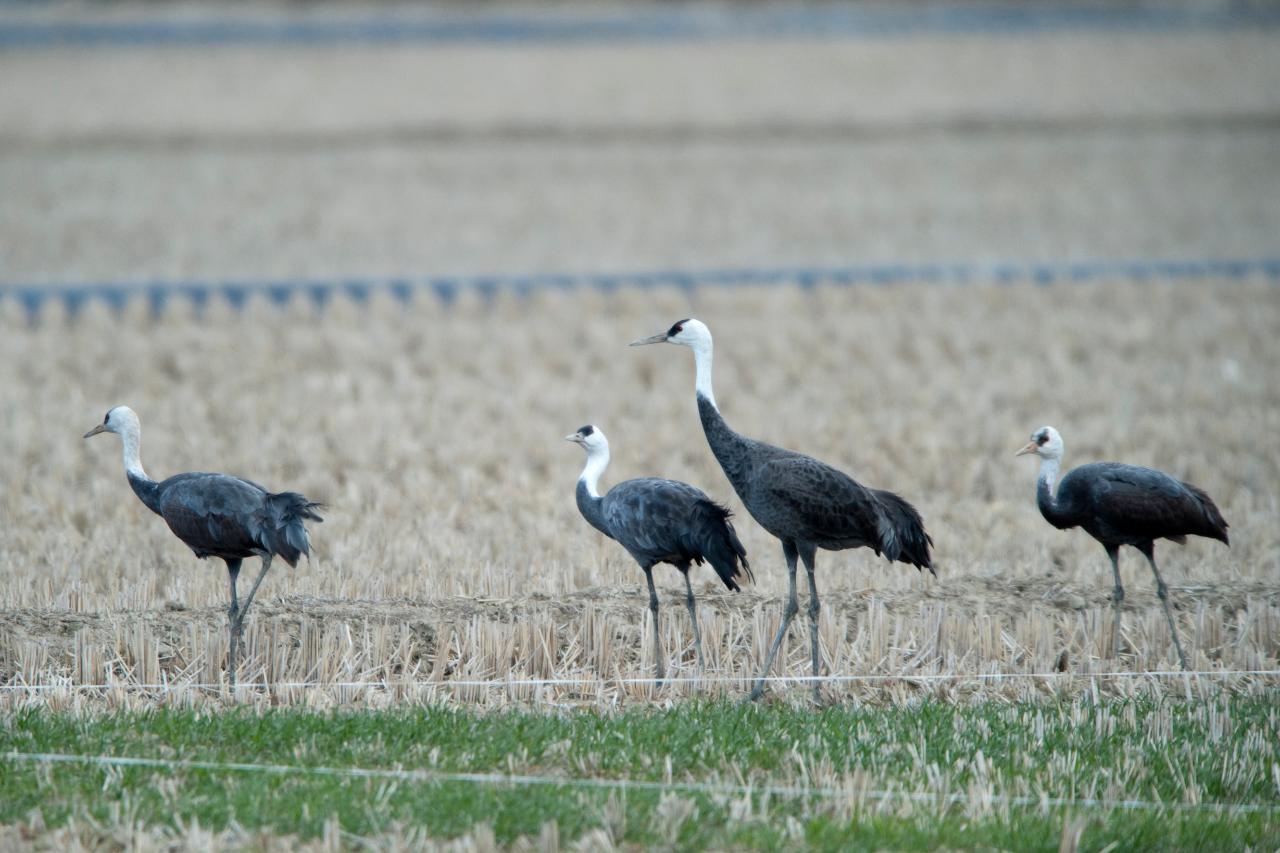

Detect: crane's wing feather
602,478,751,589
754,455,933,569
602,478,707,557
1078,463,1228,543
758,455,882,545
868,487,934,572
156,474,267,557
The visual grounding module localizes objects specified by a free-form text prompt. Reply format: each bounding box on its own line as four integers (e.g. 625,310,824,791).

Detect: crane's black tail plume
1180,481,1230,546
870,489,934,575
255,492,325,566
688,500,753,591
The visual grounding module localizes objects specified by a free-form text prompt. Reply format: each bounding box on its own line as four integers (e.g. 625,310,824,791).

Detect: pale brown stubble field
1,276,1276,705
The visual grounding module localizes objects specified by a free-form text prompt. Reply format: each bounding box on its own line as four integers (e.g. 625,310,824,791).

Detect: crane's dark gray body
128,471,320,566
1038,462,1229,549
632,318,935,701
698,395,932,570
127,468,321,682
570,426,750,683
1031,448,1228,670
87,406,322,684
576,476,750,591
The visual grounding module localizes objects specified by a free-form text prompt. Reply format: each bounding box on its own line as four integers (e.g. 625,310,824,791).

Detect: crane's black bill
629,332,669,346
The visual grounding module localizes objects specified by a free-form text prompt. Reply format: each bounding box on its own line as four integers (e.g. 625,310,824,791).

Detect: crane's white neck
118,420,150,482
690,337,717,409
1036,455,1061,499
578,442,610,498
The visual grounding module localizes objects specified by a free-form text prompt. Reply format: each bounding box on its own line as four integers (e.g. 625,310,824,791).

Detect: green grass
2,696,1278,850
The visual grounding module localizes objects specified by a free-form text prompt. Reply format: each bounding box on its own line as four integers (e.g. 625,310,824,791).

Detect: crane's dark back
595,477,751,591
1052,462,1229,547
144,473,323,565
696,393,932,571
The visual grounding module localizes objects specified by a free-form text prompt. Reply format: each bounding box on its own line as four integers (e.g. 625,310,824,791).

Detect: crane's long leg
750,540,799,702
228,554,274,680
225,558,242,687
799,543,822,705
1105,545,1124,660
682,568,705,676
643,566,665,686
1137,543,1189,671
236,554,274,627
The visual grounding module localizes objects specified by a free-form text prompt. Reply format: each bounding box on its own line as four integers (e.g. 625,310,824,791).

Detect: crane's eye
103,412,110,424
1037,433,1048,445
579,425,593,436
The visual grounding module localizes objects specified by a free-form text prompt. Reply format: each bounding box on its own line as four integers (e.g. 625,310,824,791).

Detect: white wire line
3,751,1276,815
2,669,1277,692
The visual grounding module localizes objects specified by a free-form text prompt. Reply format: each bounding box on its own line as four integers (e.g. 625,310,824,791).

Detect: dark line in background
2,258,1278,323
4,112,1280,155
2,3,1279,50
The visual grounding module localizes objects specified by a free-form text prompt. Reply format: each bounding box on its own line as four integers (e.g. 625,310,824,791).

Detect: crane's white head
84,405,140,440
629,318,712,350
85,405,147,479
1015,426,1064,460
565,423,608,454
566,424,610,496
630,318,718,406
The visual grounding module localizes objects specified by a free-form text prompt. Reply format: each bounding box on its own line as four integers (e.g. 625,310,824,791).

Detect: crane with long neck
567,424,750,683
632,319,932,702
1017,426,1228,669
86,405,323,684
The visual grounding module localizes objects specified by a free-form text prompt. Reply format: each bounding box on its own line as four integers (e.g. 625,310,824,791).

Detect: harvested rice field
1,277,1277,703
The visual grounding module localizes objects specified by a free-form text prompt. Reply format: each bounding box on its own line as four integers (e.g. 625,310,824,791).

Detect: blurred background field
3,3,1280,281
1,1,1278,848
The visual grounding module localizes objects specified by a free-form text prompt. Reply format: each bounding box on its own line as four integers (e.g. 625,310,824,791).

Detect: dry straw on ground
1,278,1277,705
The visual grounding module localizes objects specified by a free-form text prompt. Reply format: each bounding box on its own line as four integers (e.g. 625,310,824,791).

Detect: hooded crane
567,424,751,683
85,406,323,683
1016,426,1228,670
632,319,933,702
